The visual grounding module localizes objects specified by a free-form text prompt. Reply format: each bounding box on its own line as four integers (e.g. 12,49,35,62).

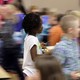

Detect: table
0,66,11,79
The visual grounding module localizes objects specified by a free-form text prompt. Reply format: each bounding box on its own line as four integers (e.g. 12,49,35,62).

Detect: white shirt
23,35,42,76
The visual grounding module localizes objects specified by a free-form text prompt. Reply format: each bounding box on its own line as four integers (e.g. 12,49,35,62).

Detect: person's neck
64,34,75,40
28,33,37,36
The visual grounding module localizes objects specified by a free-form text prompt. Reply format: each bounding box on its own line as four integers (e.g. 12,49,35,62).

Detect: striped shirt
52,36,80,78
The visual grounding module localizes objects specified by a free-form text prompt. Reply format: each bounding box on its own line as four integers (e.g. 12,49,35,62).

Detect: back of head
41,8,49,15
22,12,42,34
12,0,26,14
60,15,79,33
29,5,39,13
35,55,65,80
67,10,80,17
57,14,64,22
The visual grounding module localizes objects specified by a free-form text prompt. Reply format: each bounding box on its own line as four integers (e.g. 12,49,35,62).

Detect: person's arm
52,47,66,64
30,45,37,61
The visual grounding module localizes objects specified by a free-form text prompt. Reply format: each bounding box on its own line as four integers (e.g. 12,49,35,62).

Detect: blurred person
14,0,26,14
40,8,49,15
29,5,40,13
0,0,13,5
66,10,80,53
12,0,27,14
2,0,26,30
22,13,43,78
4,1,26,57
65,10,73,15
0,6,5,29
0,7,24,80
26,55,65,80
37,8,50,44
5,0,26,31
3,0,9,4
8,3,25,45
49,12,58,26
78,32,80,53
66,10,80,17
40,8,50,23
3,0,13,4
48,14,64,46
52,15,80,80
0,39,3,64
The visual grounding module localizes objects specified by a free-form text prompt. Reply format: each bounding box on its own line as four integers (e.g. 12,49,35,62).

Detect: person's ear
38,26,43,33
68,27,74,34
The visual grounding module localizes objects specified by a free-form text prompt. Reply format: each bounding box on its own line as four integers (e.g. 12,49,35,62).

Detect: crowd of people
0,0,80,80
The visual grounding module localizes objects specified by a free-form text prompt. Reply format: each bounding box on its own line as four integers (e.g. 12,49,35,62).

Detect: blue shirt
14,13,25,32
52,36,80,76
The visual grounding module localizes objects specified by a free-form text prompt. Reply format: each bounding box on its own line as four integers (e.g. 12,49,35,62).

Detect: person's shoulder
52,41,68,56
54,41,68,50
29,35,38,39
50,25,62,32
25,35,38,41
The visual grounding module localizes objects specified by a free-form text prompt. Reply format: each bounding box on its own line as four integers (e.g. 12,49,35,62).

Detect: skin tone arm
30,45,37,61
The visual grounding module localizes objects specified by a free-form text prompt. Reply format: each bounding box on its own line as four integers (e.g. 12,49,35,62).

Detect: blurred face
38,25,43,33
4,5,16,13
49,16,58,26
72,20,80,38
0,6,14,19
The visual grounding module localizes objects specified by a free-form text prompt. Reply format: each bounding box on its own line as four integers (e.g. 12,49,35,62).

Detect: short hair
57,14,64,22
22,12,42,34
35,55,65,80
60,15,79,33
67,10,80,17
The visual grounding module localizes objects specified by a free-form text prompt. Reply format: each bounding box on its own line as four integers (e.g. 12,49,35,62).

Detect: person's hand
40,42,46,49
70,71,80,80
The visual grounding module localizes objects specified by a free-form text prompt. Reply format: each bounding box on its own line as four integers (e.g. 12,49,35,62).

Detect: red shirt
48,25,64,46
0,0,13,5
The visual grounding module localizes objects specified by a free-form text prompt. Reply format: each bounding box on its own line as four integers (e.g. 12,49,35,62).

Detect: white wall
23,0,80,13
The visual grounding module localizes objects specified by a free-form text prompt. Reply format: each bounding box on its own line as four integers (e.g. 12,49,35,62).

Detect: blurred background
0,0,80,80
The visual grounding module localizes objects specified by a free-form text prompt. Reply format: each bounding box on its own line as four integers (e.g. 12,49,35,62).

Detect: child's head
60,15,80,38
35,55,65,80
0,5,14,19
67,10,80,17
22,12,42,35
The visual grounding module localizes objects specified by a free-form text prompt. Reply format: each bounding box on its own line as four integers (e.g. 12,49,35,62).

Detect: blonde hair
68,10,80,17
60,15,79,33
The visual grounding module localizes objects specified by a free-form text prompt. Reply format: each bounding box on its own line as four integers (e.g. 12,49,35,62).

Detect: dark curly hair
22,13,42,34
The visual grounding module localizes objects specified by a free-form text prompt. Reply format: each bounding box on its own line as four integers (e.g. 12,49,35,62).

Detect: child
27,55,65,80
22,13,43,77
52,15,80,80
0,6,24,80
78,32,80,53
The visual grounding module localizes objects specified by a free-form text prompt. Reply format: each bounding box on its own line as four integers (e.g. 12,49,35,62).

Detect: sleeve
52,46,71,75
52,47,66,64
52,46,72,78
28,37,38,50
